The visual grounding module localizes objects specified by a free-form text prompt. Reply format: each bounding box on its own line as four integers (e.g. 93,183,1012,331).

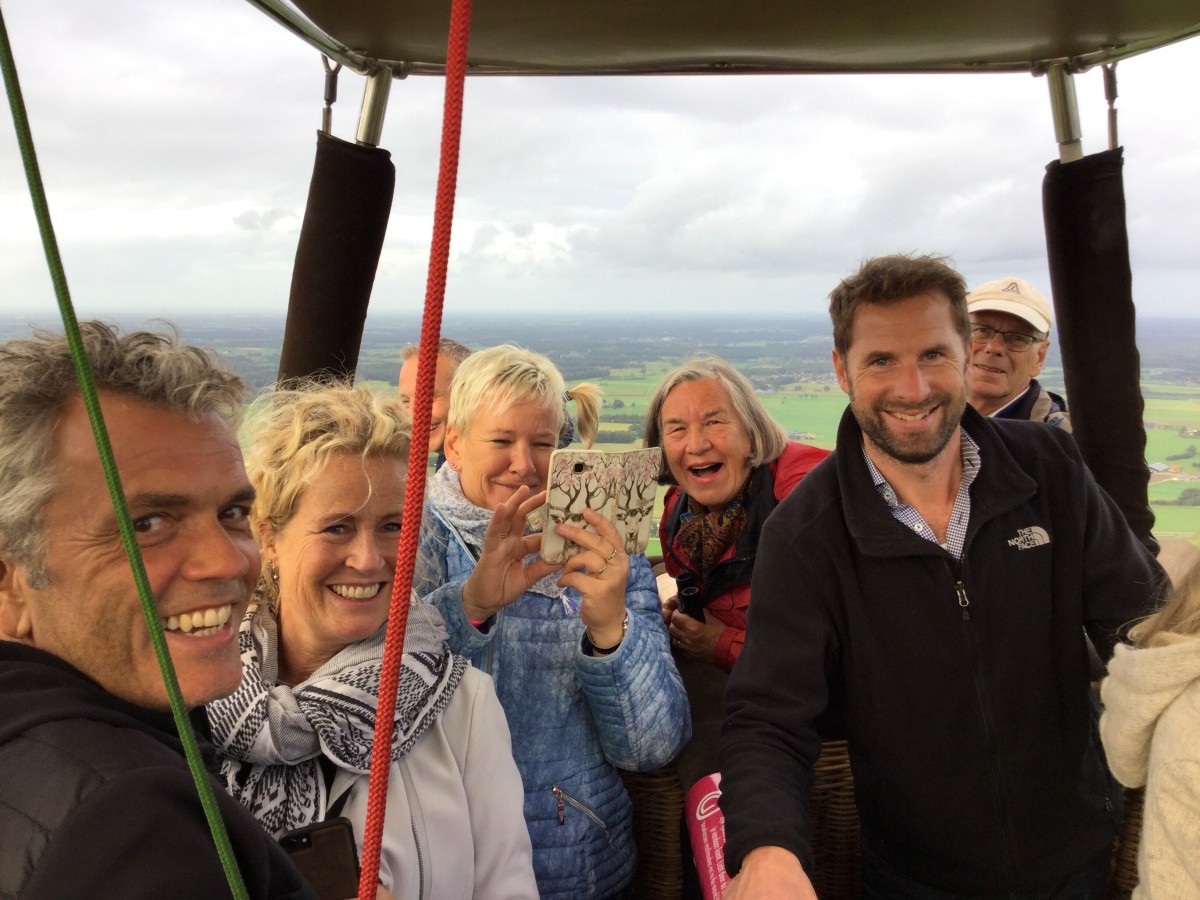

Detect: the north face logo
1008,526,1050,549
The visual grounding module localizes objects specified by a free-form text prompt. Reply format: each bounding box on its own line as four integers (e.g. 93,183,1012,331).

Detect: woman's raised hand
461,486,558,623
557,508,630,651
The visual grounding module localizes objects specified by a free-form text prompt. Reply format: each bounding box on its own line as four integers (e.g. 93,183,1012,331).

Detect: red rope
357,0,473,892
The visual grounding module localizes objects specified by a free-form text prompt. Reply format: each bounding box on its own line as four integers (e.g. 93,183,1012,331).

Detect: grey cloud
2,0,1197,319
233,208,294,231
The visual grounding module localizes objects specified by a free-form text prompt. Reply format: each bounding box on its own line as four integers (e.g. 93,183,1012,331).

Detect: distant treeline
1157,487,1200,507
596,429,641,444
6,313,1200,394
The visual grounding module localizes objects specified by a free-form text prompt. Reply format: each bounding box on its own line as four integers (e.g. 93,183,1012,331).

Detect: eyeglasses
969,324,1042,352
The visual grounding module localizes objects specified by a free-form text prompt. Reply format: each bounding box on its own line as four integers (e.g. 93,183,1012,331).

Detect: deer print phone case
539,447,662,565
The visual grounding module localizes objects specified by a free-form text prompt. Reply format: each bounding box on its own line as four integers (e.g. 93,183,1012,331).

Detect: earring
267,561,279,584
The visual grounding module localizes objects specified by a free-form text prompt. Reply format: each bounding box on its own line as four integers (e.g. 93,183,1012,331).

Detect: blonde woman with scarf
208,383,536,900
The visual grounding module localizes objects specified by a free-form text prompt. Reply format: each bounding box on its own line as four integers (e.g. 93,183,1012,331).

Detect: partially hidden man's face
833,291,969,467
399,353,457,454
967,309,1049,415
0,392,258,710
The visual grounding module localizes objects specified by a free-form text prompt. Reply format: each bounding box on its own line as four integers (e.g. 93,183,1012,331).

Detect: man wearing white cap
966,277,1071,430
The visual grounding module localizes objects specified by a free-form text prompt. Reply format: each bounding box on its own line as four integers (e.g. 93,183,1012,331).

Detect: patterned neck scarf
208,597,466,837
675,476,753,578
427,463,573,608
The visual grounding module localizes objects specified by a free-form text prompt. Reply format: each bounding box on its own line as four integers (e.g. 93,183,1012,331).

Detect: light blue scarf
427,464,576,611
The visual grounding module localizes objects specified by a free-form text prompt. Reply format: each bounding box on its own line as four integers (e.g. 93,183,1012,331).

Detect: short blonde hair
643,357,787,483
244,382,411,602
447,344,601,447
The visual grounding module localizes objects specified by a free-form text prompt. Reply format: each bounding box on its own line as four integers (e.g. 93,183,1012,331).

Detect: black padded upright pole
277,130,395,383
1042,147,1156,552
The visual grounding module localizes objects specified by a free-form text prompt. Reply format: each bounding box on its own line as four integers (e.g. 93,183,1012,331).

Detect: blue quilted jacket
416,504,691,899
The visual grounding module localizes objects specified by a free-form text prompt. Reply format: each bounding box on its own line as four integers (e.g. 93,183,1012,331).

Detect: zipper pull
553,786,565,825
955,580,970,620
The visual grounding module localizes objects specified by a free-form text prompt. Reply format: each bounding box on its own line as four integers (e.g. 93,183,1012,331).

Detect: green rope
0,11,249,899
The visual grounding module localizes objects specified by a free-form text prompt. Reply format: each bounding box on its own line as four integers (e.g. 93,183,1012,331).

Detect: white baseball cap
966,277,1053,334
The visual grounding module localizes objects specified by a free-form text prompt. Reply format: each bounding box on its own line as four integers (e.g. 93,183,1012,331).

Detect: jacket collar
834,403,1036,558
0,640,215,765
427,502,573,604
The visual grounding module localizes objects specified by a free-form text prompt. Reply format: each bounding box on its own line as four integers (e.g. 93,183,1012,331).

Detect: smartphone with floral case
540,447,662,565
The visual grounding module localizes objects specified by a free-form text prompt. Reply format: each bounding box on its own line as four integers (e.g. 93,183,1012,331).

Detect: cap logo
1002,282,1022,294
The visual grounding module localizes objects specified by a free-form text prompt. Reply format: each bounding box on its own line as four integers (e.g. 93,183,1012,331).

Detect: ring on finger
499,531,511,539
605,546,619,562
592,562,608,577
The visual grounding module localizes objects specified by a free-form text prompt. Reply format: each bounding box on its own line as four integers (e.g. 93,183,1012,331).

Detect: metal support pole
1103,64,1120,151
356,67,392,148
1047,64,1083,163
321,55,341,135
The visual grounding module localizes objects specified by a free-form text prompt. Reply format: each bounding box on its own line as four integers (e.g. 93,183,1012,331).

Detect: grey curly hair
0,322,245,586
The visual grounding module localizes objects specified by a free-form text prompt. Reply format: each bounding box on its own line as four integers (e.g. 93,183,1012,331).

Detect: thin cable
0,10,249,898
357,0,474,892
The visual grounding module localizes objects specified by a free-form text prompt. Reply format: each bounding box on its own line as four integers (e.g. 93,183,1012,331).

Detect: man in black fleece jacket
0,324,315,899
719,256,1164,899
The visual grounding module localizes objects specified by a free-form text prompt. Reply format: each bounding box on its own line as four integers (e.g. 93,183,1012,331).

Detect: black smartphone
279,817,360,900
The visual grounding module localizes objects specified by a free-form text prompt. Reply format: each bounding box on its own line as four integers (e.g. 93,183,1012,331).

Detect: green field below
592,377,1200,541
1148,506,1200,541
352,371,1200,543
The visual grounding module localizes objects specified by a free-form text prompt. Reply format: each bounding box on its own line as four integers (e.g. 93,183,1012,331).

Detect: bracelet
588,613,629,656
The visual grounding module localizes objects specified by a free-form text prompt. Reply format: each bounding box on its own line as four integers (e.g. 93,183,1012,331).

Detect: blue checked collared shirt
861,428,981,559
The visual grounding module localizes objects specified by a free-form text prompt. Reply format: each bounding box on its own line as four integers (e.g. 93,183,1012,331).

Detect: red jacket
660,441,829,672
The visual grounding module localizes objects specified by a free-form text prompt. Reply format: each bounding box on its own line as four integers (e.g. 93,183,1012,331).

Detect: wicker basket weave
810,739,861,899
1106,785,1144,898
618,741,862,899
619,766,685,898
620,739,1142,899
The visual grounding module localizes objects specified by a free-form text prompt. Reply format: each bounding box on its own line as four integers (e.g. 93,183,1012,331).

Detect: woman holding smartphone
415,344,690,900
209,383,536,900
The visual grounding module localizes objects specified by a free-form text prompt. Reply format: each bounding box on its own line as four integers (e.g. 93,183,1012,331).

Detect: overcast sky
2,1,1198,324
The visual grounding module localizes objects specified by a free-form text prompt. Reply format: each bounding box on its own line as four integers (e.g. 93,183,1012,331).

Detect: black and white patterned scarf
208,599,467,837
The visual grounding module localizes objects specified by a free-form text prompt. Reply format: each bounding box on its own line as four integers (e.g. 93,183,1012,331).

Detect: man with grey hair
398,338,471,465
966,276,1071,430
0,323,315,898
